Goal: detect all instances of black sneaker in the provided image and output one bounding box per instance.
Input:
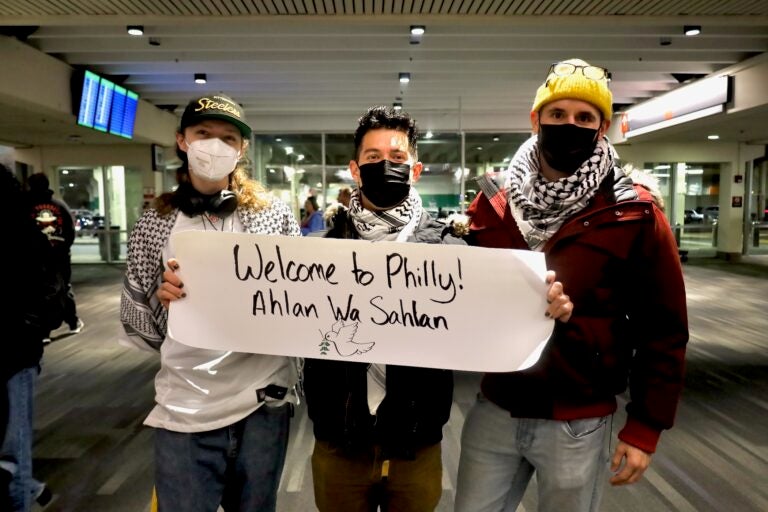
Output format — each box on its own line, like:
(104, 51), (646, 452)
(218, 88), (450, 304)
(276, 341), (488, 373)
(36, 485), (53, 506)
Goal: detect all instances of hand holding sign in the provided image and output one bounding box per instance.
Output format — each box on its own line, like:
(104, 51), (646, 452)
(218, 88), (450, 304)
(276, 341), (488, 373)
(166, 231), (556, 372)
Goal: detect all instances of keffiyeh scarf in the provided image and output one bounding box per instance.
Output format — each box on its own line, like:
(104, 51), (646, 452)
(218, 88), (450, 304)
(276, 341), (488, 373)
(348, 187), (423, 241)
(504, 135), (615, 251)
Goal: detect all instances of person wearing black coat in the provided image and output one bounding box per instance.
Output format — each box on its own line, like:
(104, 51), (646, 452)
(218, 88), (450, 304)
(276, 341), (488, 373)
(302, 106), (464, 512)
(27, 172), (83, 336)
(1, 165), (63, 511)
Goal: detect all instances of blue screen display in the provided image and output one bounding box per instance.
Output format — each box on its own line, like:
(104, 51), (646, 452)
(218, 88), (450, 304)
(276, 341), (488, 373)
(93, 78), (114, 132)
(121, 91), (139, 139)
(74, 70), (139, 138)
(76, 70), (100, 128)
(108, 85), (127, 137)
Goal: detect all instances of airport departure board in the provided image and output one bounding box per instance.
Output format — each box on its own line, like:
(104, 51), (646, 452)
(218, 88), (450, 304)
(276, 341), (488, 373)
(76, 70), (100, 128)
(74, 70), (139, 139)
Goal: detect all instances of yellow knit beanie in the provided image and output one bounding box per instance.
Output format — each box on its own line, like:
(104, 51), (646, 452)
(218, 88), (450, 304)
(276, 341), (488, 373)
(532, 58), (613, 120)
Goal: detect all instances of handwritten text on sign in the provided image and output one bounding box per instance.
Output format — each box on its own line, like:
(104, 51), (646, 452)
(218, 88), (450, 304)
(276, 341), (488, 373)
(167, 231), (553, 372)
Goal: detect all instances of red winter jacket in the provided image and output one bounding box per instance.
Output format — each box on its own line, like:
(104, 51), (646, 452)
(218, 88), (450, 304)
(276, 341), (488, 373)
(468, 168), (688, 453)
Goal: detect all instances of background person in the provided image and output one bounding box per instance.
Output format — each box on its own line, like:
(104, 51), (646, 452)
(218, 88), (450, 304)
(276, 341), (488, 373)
(27, 172), (83, 337)
(1, 165), (63, 512)
(300, 195), (325, 235)
(120, 94), (301, 512)
(454, 58), (689, 512)
(336, 186), (352, 207)
(322, 187), (352, 230)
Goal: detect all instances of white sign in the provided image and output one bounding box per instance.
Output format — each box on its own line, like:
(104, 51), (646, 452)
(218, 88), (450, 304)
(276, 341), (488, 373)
(167, 231), (554, 372)
(622, 74), (729, 137)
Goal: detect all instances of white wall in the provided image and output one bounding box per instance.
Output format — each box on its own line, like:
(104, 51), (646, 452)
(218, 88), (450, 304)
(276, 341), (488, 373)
(15, 144), (156, 189)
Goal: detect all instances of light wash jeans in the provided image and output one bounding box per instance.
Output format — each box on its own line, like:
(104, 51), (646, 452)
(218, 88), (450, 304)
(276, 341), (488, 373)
(455, 394), (610, 512)
(0, 366), (37, 512)
(154, 403), (291, 512)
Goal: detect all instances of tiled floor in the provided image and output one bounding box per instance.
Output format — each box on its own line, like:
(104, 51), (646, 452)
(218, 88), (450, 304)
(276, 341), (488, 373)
(28, 257), (768, 511)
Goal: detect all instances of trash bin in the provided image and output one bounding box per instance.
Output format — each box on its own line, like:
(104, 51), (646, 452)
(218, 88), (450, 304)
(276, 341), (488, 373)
(673, 223), (682, 247)
(754, 221), (760, 247)
(97, 226), (121, 261)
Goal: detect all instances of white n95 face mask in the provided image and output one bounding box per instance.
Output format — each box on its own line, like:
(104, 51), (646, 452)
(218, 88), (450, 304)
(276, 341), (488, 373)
(186, 138), (240, 181)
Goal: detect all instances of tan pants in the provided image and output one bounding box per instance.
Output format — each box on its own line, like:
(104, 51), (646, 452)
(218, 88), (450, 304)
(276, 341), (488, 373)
(311, 439), (442, 512)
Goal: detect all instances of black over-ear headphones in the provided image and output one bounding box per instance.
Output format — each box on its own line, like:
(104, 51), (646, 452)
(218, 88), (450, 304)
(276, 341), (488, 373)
(173, 181), (237, 217)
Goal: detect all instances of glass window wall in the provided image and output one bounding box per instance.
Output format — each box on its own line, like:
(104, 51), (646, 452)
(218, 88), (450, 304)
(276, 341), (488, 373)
(645, 162), (721, 256)
(748, 158), (768, 253)
(252, 131), (530, 222)
(64, 165), (132, 264)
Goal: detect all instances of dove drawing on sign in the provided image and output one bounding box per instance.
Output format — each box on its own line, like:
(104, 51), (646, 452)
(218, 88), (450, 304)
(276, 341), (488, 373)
(322, 320), (374, 357)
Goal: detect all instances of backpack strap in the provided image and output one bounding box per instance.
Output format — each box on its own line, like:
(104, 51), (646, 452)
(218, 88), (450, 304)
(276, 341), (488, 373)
(474, 173), (508, 220)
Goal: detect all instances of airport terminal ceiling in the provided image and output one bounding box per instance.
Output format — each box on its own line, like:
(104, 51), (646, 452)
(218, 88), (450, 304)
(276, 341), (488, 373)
(1, 1), (768, 147)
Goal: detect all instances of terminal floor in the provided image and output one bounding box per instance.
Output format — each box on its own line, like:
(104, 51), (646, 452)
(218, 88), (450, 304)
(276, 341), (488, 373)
(29, 258), (768, 512)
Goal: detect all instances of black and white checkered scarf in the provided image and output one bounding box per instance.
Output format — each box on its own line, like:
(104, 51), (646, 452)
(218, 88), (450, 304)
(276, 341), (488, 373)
(504, 134), (614, 251)
(348, 187), (423, 241)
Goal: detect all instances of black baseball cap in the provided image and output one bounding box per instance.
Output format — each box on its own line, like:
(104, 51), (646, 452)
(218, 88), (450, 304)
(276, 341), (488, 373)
(180, 94), (252, 138)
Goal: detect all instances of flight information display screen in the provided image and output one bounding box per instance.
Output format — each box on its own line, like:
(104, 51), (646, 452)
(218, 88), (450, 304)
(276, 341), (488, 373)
(121, 91), (139, 139)
(74, 70), (139, 139)
(76, 70), (100, 128)
(93, 78), (115, 132)
(108, 85), (127, 136)
(109, 87), (139, 139)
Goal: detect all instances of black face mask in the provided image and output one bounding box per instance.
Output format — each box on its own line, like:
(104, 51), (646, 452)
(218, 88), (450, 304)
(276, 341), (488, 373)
(173, 181), (237, 217)
(358, 160), (411, 209)
(538, 123), (599, 175)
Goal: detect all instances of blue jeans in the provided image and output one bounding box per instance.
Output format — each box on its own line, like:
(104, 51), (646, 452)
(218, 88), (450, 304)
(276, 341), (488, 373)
(154, 403), (291, 512)
(455, 394), (610, 512)
(0, 367), (37, 512)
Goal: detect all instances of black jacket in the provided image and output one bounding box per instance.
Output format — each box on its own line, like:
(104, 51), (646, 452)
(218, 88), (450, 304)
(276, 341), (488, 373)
(28, 188), (75, 265)
(2, 177), (64, 382)
(303, 206), (462, 459)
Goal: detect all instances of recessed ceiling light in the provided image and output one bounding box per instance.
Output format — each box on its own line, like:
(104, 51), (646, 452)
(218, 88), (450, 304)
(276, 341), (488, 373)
(410, 25), (425, 44)
(127, 25), (144, 36)
(399, 72), (411, 84)
(492, 136), (500, 142)
(707, 134), (720, 140)
(194, 73), (207, 84)
(684, 25), (701, 36)
(393, 102), (403, 111)
(424, 131), (434, 139)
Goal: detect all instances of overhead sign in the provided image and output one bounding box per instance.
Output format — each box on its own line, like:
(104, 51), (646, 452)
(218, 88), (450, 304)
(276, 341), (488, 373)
(622, 75), (729, 138)
(167, 231), (555, 373)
